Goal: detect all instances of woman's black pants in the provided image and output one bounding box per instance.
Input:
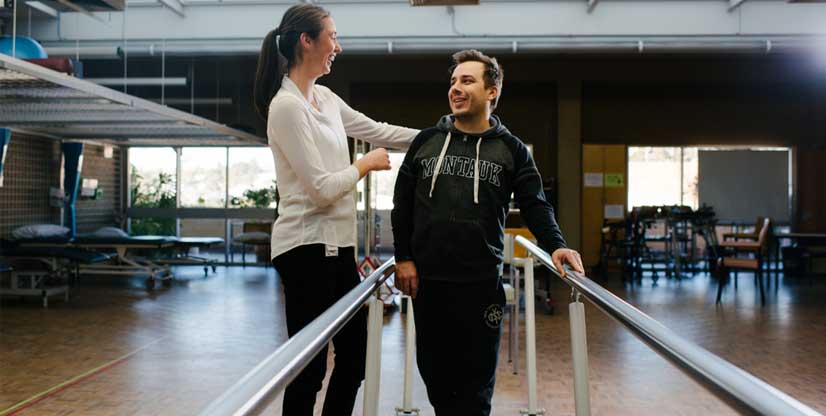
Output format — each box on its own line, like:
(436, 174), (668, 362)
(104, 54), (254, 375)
(272, 244), (367, 416)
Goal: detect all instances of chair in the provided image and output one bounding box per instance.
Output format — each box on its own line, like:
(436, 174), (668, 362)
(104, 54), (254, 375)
(232, 222), (272, 267)
(598, 218), (635, 279)
(716, 217), (771, 305)
(722, 216), (765, 242)
(629, 206), (676, 280)
(723, 216), (775, 270)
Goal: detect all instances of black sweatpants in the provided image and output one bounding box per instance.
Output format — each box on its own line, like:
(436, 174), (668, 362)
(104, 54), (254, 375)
(272, 244), (367, 416)
(412, 277), (505, 416)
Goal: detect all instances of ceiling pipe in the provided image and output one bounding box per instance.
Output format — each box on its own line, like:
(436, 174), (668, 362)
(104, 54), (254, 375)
(42, 36), (820, 58)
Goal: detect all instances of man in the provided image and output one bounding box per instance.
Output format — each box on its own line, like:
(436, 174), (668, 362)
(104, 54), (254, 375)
(391, 49), (584, 415)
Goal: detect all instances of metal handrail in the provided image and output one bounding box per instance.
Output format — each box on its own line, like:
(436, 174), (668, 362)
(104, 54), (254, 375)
(198, 257), (396, 416)
(514, 235), (822, 416)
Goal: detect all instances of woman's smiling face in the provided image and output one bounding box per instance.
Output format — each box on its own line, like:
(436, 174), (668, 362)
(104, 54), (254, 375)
(301, 16), (342, 77)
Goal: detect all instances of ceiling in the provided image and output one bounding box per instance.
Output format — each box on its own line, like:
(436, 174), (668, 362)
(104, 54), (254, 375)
(0, 54), (266, 147)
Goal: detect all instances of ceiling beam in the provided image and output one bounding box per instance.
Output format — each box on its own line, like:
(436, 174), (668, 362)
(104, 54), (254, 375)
(98, 0), (124, 10)
(157, 0), (185, 17)
(25, 1), (58, 18)
(728, 0), (747, 11)
(54, 0), (108, 23)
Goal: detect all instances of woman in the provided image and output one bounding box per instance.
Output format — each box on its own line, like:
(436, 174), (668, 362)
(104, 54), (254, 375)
(253, 4), (418, 415)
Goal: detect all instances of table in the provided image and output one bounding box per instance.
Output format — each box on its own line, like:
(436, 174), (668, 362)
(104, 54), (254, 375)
(774, 233), (826, 276)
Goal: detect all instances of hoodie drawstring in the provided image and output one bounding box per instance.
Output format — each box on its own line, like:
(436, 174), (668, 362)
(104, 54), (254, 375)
(429, 131), (452, 198)
(473, 137), (481, 204)
(429, 132), (481, 205)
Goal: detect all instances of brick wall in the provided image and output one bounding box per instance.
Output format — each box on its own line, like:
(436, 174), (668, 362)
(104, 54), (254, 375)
(0, 134), (60, 238)
(75, 145), (122, 233)
(0, 134), (123, 238)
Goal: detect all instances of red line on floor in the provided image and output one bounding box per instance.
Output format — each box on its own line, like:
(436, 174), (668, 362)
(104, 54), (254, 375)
(0, 337), (165, 416)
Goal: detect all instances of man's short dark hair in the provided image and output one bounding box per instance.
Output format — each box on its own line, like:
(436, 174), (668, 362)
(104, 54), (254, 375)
(450, 49), (504, 110)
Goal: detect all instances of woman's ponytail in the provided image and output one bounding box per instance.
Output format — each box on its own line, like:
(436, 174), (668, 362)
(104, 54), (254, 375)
(254, 28), (285, 120)
(254, 4), (329, 120)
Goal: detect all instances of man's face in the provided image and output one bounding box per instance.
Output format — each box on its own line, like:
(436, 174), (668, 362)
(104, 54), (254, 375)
(448, 61), (497, 119)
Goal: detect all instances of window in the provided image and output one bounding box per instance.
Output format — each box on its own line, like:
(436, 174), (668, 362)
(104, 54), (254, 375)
(127, 146), (278, 261)
(228, 148), (277, 208)
(180, 148), (227, 208)
(628, 146), (789, 219)
(357, 152), (405, 211)
(129, 147), (176, 208)
(375, 153), (405, 210)
(129, 147), (177, 235)
(628, 147), (682, 208)
(682, 148), (698, 208)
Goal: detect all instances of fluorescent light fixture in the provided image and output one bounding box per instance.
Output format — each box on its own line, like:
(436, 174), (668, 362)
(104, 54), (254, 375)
(409, 0), (478, 4)
(25, 1), (59, 18)
(86, 77), (187, 86)
(148, 98), (233, 105)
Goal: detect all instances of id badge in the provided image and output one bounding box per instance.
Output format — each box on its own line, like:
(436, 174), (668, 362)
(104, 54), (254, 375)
(325, 244), (339, 257)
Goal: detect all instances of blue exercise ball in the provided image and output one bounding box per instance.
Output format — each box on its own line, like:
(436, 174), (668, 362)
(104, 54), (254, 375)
(0, 36), (48, 59)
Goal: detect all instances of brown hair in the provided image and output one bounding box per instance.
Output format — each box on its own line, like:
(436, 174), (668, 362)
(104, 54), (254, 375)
(254, 4), (330, 120)
(449, 49), (504, 110)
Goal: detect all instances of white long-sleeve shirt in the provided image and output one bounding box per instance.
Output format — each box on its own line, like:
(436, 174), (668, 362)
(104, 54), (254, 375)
(268, 76), (419, 259)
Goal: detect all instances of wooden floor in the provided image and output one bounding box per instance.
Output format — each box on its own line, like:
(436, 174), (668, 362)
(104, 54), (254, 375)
(1, 266), (825, 415)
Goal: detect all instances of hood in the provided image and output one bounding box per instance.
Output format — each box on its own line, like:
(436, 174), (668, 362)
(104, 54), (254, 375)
(429, 114), (510, 205)
(436, 114), (510, 139)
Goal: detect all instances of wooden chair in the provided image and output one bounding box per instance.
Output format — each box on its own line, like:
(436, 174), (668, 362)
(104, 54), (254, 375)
(716, 217), (771, 305)
(722, 216), (776, 270)
(722, 216), (765, 242)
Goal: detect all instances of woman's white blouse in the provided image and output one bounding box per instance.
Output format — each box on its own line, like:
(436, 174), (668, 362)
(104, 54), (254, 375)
(267, 76), (418, 259)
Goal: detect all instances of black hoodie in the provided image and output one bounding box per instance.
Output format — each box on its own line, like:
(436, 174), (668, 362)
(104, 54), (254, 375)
(392, 115), (567, 282)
